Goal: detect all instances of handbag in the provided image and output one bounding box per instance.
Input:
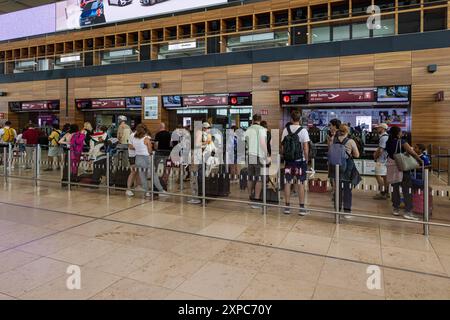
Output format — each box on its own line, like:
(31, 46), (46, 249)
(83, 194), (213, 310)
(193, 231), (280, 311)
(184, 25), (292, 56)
(393, 140), (419, 172)
(386, 158), (403, 184)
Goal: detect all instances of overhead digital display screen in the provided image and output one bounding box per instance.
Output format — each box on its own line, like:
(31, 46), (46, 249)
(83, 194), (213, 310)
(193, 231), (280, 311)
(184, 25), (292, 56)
(8, 100), (60, 112)
(76, 97), (141, 110)
(280, 90), (308, 106)
(229, 93), (252, 106)
(0, 4), (56, 42)
(377, 86), (410, 102)
(162, 96), (183, 109)
(1, 0), (228, 42)
(56, 0), (227, 31)
(308, 89), (376, 103)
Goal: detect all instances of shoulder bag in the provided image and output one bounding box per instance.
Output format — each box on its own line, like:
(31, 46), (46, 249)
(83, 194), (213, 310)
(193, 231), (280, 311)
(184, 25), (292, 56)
(393, 139), (419, 172)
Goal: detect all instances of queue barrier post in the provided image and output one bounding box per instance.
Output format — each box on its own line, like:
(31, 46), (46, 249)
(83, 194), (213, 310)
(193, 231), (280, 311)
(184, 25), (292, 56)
(277, 154), (281, 205)
(437, 146), (441, 177)
(2, 145), (7, 182)
(8, 143), (13, 177)
(151, 152), (155, 201)
(202, 155), (206, 207)
(423, 169), (430, 236)
(335, 164), (340, 225)
(106, 152), (110, 196)
(262, 163), (267, 215)
(67, 148), (71, 191)
(34, 145), (39, 187)
(447, 149), (450, 187)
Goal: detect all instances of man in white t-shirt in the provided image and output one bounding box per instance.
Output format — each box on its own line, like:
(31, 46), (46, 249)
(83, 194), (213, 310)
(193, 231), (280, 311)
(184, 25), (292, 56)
(281, 110), (310, 216)
(373, 123), (389, 200)
(244, 114), (268, 209)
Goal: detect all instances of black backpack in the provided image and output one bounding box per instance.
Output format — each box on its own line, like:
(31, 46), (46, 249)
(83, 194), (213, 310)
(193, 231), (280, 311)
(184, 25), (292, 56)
(282, 126), (303, 162)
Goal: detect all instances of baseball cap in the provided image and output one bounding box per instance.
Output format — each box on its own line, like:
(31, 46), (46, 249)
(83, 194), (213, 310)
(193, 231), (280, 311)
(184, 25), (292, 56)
(118, 115), (127, 123)
(202, 122), (211, 129)
(375, 123), (389, 130)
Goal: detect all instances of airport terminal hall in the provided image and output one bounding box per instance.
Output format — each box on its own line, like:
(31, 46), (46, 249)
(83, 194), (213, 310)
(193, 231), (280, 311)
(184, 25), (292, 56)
(2, 0), (450, 306)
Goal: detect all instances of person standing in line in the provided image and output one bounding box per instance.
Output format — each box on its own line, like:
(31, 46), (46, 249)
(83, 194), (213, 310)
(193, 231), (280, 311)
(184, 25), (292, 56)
(0, 121), (17, 167)
(187, 122), (211, 204)
(154, 122), (172, 151)
(44, 123), (62, 171)
(373, 123), (390, 200)
(22, 124), (40, 170)
(281, 110), (310, 216)
(331, 124), (360, 216)
(228, 125), (239, 183)
(386, 126), (423, 220)
(0, 121), (17, 144)
(117, 116), (132, 145)
(82, 122), (94, 152)
(126, 126), (140, 197)
(327, 118), (342, 201)
(244, 114), (269, 210)
(69, 125), (86, 181)
(130, 124), (153, 198)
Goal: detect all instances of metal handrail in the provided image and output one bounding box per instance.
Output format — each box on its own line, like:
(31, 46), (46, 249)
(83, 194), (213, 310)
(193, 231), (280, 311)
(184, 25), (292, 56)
(1, 144), (449, 236)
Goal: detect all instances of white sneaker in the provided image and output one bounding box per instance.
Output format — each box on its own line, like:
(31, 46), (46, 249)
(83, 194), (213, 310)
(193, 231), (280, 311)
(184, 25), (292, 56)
(403, 212), (419, 221)
(125, 190), (134, 197)
(283, 208), (291, 215)
(343, 213), (353, 219)
(187, 199), (202, 204)
(145, 192), (152, 198)
(299, 207), (310, 217)
(250, 204), (262, 210)
(392, 209), (400, 216)
(158, 192), (170, 198)
(135, 186), (145, 192)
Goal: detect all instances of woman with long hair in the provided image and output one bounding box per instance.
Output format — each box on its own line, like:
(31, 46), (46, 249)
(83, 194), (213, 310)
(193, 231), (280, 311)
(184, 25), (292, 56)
(386, 126), (423, 220)
(130, 124), (153, 198)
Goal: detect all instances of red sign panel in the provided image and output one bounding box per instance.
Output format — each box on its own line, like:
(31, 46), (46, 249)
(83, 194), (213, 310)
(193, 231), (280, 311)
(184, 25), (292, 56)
(308, 89), (375, 103)
(183, 95), (228, 107)
(91, 98), (126, 109)
(0, 113), (5, 119)
(21, 102), (48, 111)
(20, 101), (59, 111)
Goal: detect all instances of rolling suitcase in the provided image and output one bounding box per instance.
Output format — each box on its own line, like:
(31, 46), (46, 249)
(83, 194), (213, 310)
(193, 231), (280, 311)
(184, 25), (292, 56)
(412, 188), (433, 215)
(199, 165), (230, 197)
(251, 177), (280, 204)
(240, 167), (248, 190)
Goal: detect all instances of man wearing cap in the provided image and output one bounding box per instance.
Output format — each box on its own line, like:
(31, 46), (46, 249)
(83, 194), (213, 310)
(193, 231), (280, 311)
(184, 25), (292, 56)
(373, 123), (390, 200)
(117, 116), (132, 145)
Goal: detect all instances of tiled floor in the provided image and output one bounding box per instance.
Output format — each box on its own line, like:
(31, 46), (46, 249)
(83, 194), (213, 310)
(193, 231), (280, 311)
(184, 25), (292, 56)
(0, 176), (450, 300)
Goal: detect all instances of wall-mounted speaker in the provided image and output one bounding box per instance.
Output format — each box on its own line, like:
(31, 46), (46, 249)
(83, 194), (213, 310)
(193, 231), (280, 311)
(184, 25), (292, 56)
(151, 82), (159, 89)
(0, 92), (6, 97)
(140, 83), (148, 89)
(428, 64), (437, 73)
(260, 75), (270, 83)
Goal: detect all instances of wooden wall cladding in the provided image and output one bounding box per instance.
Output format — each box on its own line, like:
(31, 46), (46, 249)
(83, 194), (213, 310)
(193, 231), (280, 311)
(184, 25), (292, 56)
(2, 47), (450, 149)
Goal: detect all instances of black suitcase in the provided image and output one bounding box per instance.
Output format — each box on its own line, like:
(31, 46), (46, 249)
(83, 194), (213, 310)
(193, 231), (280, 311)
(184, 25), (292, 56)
(240, 167), (248, 190)
(251, 178), (280, 204)
(110, 167), (130, 189)
(199, 165), (230, 197)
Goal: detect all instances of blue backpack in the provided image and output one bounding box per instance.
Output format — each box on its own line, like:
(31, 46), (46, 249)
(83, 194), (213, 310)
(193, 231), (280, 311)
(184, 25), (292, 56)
(328, 137), (350, 171)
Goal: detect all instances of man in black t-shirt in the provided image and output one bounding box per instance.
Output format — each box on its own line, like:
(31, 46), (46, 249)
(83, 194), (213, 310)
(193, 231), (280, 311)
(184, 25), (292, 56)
(154, 123), (172, 151)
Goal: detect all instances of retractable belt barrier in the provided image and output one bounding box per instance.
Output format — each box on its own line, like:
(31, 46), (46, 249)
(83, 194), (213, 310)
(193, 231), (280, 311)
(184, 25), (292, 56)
(1, 143), (449, 236)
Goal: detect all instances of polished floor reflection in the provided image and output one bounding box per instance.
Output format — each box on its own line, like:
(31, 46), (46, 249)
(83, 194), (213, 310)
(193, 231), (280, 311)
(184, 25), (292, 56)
(1, 178), (450, 300)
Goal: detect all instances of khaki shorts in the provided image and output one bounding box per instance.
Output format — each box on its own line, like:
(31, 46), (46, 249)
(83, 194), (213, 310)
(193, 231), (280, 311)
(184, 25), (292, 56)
(375, 162), (387, 176)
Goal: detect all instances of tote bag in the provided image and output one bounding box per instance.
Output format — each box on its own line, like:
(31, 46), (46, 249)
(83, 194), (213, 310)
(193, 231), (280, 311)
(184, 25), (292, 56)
(393, 140), (419, 172)
(386, 157), (403, 184)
